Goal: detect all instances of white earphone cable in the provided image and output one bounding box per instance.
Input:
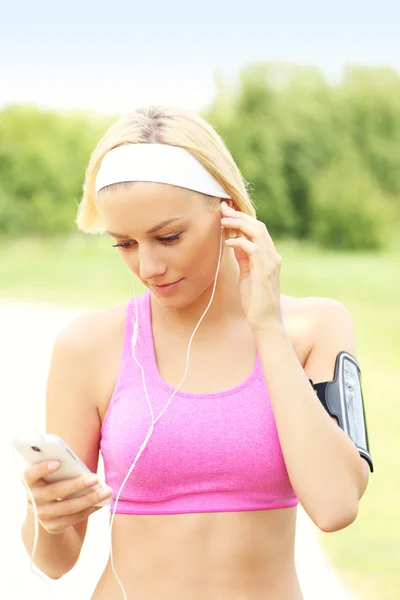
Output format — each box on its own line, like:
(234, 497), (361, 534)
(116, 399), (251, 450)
(15, 224), (225, 600)
(108, 228), (224, 599)
(13, 448), (57, 598)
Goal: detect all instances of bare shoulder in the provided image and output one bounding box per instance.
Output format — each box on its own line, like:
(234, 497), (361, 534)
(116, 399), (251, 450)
(54, 302), (128, 396)
(52, 302), (128, 372)
(280, 293), (325, 333)
(280, 295), (352, 367)
(56, 302), (127, 346)
(281, 294), (350, 324)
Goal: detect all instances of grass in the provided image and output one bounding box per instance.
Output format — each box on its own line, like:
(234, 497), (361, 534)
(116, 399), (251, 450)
(0, 234), (138, 308)
(1, 233), (398, 600)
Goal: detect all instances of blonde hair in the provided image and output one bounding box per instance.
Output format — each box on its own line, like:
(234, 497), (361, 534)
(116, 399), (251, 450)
(76, 105), (256, 233)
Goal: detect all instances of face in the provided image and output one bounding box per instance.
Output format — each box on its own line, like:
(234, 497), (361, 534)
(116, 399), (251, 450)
(97, 182), (224, 308)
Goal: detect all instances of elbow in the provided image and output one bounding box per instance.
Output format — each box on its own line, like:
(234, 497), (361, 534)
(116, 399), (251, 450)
(48, 554), (80, 580)
(33, 561), (74, 581)
(43, 560), (77, 581)
(47, 572), (63, 581)
(315, 503), (359, 534)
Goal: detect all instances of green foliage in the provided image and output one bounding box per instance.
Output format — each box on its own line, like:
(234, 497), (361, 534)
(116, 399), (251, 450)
(0, 105), (113, 234)
(310, 154), (397, 250)
(206, 62), (400, 249)
(340, 66), (400, 197)
(1, 63), (400, 250)
(213, 65), (295, 236)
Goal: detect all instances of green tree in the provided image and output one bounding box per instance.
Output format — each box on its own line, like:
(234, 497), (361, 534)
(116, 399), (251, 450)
(310, 153), (396, 250)
(0, 105), (112, 234)
(206, 64), (295, 238)
(340, 66), (400, 199)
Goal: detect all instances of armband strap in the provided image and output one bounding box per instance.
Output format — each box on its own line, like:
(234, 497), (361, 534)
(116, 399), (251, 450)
(309, 351), (373, 472)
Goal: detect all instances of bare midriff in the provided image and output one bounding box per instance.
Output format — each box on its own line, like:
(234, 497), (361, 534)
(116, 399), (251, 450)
(90, 506), (303, 600)
(90, 294), (310, 599)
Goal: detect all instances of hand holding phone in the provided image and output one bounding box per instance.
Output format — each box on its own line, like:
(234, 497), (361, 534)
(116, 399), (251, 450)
(13, 432), (113, 535)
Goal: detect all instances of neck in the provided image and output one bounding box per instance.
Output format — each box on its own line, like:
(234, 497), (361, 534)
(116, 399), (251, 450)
(150, 249), (244, 331)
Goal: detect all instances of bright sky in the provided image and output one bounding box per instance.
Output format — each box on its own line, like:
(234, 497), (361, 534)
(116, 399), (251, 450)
(2, 0), (400, 115)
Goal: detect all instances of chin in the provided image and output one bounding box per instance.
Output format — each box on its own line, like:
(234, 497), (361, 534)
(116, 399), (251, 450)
(151, 279), (213, 310)
(151, 294), (184, 308)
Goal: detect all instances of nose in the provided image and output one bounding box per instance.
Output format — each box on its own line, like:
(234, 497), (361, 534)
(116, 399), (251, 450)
(138, 245), (167, 282)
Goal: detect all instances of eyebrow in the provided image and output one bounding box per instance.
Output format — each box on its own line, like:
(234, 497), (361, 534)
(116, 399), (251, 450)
(106, 217), (183, 239)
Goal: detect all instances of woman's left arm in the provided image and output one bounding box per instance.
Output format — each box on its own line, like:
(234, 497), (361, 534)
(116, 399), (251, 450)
(253, 300), (370, 533)
(220, 202), (370, 533)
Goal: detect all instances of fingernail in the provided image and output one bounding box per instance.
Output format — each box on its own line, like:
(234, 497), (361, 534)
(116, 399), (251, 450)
(84, 475), (98, 486)
(48, 461), (60, 471)
(98, 487), (112, 500)
(220, 201), (229, 210)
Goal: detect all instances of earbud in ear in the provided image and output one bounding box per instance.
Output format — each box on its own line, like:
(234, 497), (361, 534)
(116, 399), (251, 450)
(220, 200), (227, 229)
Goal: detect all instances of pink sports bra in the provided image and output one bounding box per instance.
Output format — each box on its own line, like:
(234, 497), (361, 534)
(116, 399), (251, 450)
(100, 290), (298, 515)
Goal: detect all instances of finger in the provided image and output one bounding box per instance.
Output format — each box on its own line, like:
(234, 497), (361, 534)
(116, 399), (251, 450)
(221, 206), (265, 227)
(226, 236), (282, 269)
(23, 460), (61, 487)
(221, 204), (265, 223)
(41, 505), (102, 535)
(221, 217), (262, 242)
(221, 210), (275, 249)
(221, 205), (257, 220)
(38, 486), (112, 520)
(225, 236), (259, 256)
(34, 473), (100, 505)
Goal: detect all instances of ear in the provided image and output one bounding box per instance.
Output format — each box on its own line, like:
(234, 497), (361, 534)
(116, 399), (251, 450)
(220, 199), (235, 210)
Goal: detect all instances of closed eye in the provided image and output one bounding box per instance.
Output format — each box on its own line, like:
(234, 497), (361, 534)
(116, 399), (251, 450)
(112, 233), (182, 250)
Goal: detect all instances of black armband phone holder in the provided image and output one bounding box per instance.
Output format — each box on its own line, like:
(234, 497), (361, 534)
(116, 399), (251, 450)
(309, 351), (373, 473)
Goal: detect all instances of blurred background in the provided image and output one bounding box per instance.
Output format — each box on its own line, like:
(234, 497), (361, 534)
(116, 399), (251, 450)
(1, 1), (399, 599)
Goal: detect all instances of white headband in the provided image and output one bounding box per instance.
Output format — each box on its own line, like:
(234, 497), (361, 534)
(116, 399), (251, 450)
(95, 143), (231, 198)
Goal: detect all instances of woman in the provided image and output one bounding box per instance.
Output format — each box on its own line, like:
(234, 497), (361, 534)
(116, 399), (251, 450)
(21, 105), (371, 600)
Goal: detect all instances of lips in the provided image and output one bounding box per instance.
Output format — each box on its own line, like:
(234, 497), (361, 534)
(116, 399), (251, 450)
(154, 279), (183, 288)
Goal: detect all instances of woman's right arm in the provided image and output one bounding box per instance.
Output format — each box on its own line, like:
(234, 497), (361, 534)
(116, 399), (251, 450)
(20, 314), (109, 579)
(21, 502), (84, 580)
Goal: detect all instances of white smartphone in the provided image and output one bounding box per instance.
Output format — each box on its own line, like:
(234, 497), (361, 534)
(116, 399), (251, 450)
(12, 431), (112, 507)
